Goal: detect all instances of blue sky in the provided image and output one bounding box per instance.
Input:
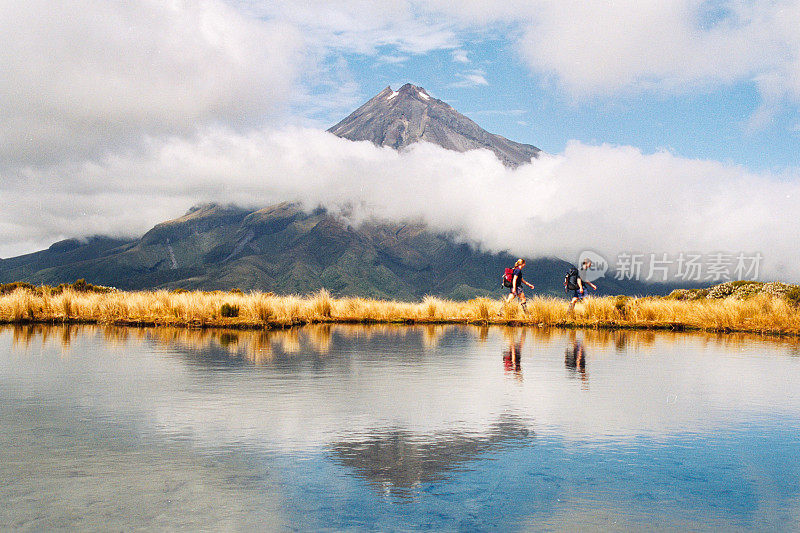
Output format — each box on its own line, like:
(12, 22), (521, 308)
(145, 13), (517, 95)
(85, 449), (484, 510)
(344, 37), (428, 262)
(310, 30), (798, 172)
(2, 0), (800, 279)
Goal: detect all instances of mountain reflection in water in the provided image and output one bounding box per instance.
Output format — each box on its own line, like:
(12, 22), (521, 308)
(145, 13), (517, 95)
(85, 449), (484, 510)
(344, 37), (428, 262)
(329, 416), (533, 497)
(3, 323), (800, 530)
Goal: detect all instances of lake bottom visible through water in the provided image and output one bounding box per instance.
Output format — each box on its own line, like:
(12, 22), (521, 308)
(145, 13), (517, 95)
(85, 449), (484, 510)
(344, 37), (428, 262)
(1, 324), (799, 530)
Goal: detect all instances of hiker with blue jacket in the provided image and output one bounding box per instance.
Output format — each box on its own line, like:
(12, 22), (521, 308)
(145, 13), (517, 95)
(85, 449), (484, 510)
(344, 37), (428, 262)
(504, 258), (535, 312)
(567, 258), (597, 312)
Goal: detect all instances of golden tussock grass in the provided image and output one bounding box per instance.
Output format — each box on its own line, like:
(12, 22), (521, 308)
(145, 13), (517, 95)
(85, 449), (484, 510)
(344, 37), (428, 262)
(0, 288), (799, 336)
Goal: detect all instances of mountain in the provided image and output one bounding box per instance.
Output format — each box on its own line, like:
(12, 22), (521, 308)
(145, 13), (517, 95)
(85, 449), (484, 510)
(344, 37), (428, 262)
(329, 84), (541, 168)
(0, 84), (675, 298)
(0, 202), (674, 298)
(0, 236), (135, 284)
(0, 203), (569, 299)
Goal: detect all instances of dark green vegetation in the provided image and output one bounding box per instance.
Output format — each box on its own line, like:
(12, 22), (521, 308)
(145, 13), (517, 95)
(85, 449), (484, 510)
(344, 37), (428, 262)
(220, 303), (240, 318)
(0, 279), (114, 296)
(0, 203), (672, 300)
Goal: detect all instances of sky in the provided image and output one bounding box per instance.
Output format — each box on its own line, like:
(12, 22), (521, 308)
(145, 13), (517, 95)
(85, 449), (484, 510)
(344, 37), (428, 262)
(1, 0), (799, 281)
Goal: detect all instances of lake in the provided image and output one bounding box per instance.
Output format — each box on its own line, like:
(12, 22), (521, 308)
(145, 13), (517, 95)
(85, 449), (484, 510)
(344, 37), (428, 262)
(1, 324), (799, 531)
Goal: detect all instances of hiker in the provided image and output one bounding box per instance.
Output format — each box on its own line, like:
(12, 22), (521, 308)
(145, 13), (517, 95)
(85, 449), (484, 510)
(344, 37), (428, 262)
(504, 258), (535, 312)
(567, 258), (597, 312)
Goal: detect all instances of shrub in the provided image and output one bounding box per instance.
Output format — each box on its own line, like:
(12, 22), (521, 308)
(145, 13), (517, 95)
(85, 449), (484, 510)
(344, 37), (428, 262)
(220, 303), (240, 317)
(785, 286), (800, 308)
(665, 289), (689, 301)
(732, 282), (763, 300)
(472, 298), (490, 321)
(762, 282), (792, 297)
(422, 296), (438, 319)
(614, 295), (629, 318)
(730, 280), (761, 288)
(52, 279), (114, 295)
(707, 282), (736, 299)
(665, 288), (711, 301)
(311, 289), (333, 318)
(0, 282), (37, 295)
(255, 299), (274, 322)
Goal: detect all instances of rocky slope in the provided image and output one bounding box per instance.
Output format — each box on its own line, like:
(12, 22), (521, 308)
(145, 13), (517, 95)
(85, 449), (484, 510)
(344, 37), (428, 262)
(329, 83), (540, 167)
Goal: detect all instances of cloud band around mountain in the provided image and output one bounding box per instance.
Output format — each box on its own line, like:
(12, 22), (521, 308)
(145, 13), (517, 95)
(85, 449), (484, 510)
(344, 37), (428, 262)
(2, 126), (797, 281)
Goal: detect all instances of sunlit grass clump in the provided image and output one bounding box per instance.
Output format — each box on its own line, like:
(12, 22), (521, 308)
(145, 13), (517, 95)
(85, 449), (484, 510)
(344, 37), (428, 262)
(1, 284), (799, 335)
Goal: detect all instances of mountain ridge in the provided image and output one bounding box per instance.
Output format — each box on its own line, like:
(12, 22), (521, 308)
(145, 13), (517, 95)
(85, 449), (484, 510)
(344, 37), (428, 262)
(0, 202), (679, 298)
(0, 202), (587, 299)
(328, 83), (541, 167)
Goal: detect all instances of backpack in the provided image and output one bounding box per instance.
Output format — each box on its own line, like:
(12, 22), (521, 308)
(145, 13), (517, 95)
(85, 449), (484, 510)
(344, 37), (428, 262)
(564, 267), (579, 291)
(502, 267), (514, 288)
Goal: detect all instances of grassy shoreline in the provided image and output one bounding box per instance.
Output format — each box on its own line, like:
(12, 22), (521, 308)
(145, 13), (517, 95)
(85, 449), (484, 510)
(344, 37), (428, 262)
(1, 287), (799, 337)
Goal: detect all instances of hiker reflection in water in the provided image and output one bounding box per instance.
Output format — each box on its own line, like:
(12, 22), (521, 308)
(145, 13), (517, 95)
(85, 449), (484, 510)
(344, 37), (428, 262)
(565, 339), (588, 387)
(503, 330), (524, 379)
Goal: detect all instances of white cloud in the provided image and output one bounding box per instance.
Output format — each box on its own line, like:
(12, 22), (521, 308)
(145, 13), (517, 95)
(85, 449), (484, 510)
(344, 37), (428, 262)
(243, 0), (800, 122)
(378, 55), (409, 64)
(514, 1), (767, 96)
(2, 127), (798, 281)
(449, 69), (489, 88)
(469, 0), (800, 107)
(234, 0), (458, 55)
(0, 0), (305, 168)
(25, 0), (790, 123)
(2, 0), (799, 286)
(452, 49), (470, 63)
(257, 0), (800, 108)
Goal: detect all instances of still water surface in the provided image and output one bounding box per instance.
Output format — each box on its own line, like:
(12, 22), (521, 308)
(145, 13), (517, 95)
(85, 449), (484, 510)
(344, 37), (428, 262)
(1, 324), (799, 530)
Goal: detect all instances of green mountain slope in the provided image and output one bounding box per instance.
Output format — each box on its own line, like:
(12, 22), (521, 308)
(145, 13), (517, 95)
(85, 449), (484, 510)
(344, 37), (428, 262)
(0, 203), (676, 299)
